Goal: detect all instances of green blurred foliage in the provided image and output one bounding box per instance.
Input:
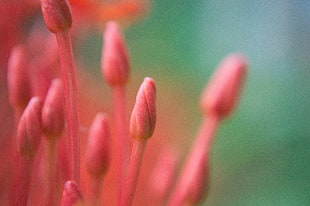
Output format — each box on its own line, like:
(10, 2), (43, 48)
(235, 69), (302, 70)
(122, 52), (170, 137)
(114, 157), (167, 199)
(81, 0), (309, 205)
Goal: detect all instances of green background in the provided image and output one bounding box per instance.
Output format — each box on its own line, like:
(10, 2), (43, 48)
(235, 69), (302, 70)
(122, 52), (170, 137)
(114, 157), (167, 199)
(81, 0), (310, 205)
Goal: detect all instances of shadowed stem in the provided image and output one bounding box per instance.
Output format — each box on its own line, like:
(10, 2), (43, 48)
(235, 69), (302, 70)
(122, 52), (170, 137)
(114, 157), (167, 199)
(14, 157), (33, 206)
(88, 176), (103, 206)
(167, 116), (219, 206)
(55, 30), (80, 184)
(120, 140), (146, 206)
(112, 85), (130, 198)
(44, 139), (57, 206)
(8, 110), (25, 206)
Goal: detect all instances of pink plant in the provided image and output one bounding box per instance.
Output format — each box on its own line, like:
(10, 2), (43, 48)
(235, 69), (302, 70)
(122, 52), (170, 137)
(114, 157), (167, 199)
(0, 0), (248, 205)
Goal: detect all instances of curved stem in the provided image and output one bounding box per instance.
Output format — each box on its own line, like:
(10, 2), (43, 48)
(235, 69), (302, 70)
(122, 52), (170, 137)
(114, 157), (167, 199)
(119, 140), (146, 206)
(56, 30), (80, 184)
(167, 116), (219, 206)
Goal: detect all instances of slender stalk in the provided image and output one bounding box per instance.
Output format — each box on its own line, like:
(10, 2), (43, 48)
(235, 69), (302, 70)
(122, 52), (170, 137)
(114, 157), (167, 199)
(14, 157), (33, 206)
(55, 30), (80, 183)
(119, 140), (146, 206)
(44, 139), (57, 206)
(112, 85), (130, 198)
(8, 109), (23, 206)
(88, 176), (103, 206)
(167, 116), (219, 206)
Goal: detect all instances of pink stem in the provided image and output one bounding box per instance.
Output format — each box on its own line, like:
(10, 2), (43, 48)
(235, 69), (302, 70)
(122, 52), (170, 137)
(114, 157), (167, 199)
(55, 31), (80, 184)
(88, 176), (102, 206)
(119, 140), (146, 206)
(44, 139), (57, 206)
(167, 116), (219, 206)
(112, 85), (130, 198)
(14, 157), (33, 206)
(8, 110), (24, 206)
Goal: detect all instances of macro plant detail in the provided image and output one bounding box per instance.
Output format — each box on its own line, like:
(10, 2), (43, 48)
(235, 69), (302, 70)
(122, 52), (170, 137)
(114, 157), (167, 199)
(0, 0), (248, 206)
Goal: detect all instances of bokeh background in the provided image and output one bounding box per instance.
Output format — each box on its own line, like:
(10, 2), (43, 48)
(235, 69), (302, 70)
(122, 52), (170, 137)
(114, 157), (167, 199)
(79, 0), (310, 205)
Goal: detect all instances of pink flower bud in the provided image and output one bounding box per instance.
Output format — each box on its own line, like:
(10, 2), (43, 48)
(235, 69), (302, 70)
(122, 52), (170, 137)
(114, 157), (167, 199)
(42, 78), (65, 138)
(41, 0), (72, 33)
(101, 21), (130, 86)
(7, 46), (32, 109)
(60, 181), (83, 206)
(16, 97), (43, 159)
(130, 77), (156, 140)
(200, 54), (248, 119)
(85, 113), (110, 177)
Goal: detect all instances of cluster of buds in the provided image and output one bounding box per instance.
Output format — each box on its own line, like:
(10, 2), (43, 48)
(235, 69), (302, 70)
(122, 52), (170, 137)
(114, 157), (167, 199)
(0, 0), (248, 205)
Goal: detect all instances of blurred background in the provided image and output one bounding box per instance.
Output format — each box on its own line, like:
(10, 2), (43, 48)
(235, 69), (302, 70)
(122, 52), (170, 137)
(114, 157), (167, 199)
(78, 0), (310, 205)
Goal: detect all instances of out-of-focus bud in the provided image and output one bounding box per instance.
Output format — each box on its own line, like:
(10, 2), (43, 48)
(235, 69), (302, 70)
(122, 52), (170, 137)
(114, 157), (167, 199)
(200, 54), (248, 119)
(60, 181), (83, 206)
(41, 0), (72, 33)
(42, 78), (65, 138)
(7, 46), (32, 109)
(85, 113), (110, 177)
(130, 77), (156, 141)
(101, 21), (130, 86)
(16, 97), (43, 159)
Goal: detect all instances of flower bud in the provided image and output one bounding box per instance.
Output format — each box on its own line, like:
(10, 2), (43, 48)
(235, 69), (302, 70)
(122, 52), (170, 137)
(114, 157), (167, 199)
(60, 181), (83, 206)
(101, 21), (130, 86)
(42, 78), (65, 138)
(85, 113), (110, 177)
(200, 54), (248, 119)
(130, 77), (156, 141)
(16, 97), (43, 159)
(41, 0), (72, 33)
(7, 46), (32, 109)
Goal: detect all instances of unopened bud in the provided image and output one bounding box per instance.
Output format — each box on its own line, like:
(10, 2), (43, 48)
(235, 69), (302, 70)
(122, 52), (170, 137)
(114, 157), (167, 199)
(42, 78), (65, 138)
(101, 21), (130, 86)
(17, 97), (43, 159)
(60, 181), (83, 206)
(200, 54), (248, 119)
(130, 77), (156, 140)
(7, 46), (32, 109)
(85, 113), (110, 177)
(41, 0), (72, 33)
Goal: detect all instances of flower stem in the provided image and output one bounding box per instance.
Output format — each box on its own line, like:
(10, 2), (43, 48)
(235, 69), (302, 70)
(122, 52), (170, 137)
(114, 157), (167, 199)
(167, 116), (219, 206)
(55, 30), (80, 184)
(88, 176), (103, 206)
(44, 139), (57, 206)
(112, 85), (130, 198)
(14, 157), (33, 206)
(119, 139), (146, 206)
